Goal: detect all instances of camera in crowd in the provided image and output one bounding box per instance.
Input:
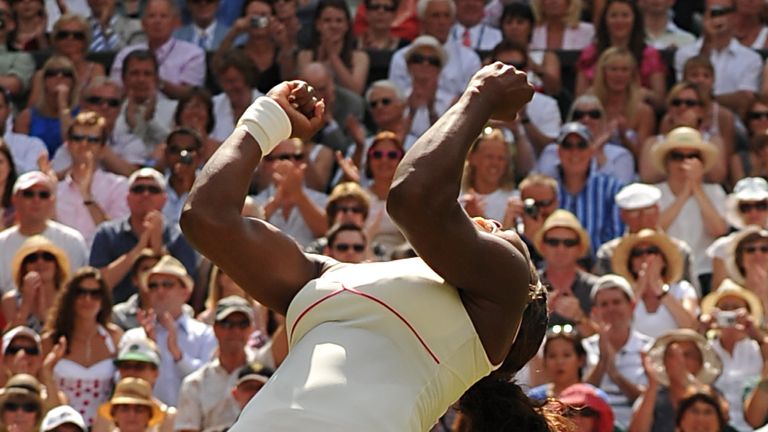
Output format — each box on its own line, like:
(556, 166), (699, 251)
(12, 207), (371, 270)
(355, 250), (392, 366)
(179, 150), (195, 165)
(250, 16), (269, 29)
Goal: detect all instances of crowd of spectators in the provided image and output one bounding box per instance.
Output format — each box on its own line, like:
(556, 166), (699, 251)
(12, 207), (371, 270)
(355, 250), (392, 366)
(0, 0), (768, 431)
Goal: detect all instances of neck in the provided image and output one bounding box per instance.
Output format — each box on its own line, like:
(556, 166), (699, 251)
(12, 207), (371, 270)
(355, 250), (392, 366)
(73, 316), (99, 334)
(545, 266), (577, 282)
(611, 35), (630, 48)
(219, 349), (247, 373)
(378, 118), (406, 136)
(148, 37), (168, 51)
(18, 220), (47, 236)
(170, 174), (195, 195)
(472, 178), (498, 195)
(643, 12), (668, 35)
(129, 213), (148, 234)
(666, 175), (687, 194)
(368, 26), (391, 40)
(371, 178), (392, 199)
(706, 33), (731, 50)
(563, 170), (588, 194)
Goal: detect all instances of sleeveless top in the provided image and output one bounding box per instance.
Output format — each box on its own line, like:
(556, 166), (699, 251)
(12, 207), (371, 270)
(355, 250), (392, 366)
(231, 258), (495, 432)
(29, 106), (80, 156)
(53, 325), (116, 427)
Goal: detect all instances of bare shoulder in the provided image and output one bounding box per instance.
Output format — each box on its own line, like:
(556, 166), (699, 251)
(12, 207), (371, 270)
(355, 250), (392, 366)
(106, 323), (124, 343)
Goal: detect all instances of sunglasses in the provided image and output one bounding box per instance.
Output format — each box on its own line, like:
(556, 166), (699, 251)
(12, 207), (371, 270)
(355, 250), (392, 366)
(74, 286), (102, 299)
(216, 319), (251, 329)
(743, 244), (768, 254)
(147, 280), (177, 290)
(572, 109), (602, 120)
(264, 152), (304, 162)
(23, 252), (56, 264)
(367, 3), (395, 11)
(369, 97), (392, 109)
(560, 140), (589, 150)
(739, 201), (768, 213)
(84, 95), (121, 107)
(670, 98), (701, 108)
(69, 133), (102, 144)
(370, 150), (402, 160)
(54, 30), (86, 41)
(20, 190), (52, 200)
(407, 53), (441, 67)
(117, 361), (156, 371)
(708, 6), (734, 17)
(505, 61), (526, 71)
(3, 402), (39, 413)
(564, 407), (599, 418)
(542, 237), (580, 248)
(129, 184), (163, 195)
(630, 245), (661, 258)
(336, 206), (364, 214)
(44, 68), (74, 79)
(5, 345), (39, 356)
(668, 151), (702, 162)
(333, 242), (365, 252)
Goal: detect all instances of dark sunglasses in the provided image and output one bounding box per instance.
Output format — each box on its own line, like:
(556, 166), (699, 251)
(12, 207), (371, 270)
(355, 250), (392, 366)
(367, 2), (395, 11)
(564, 407), (599, 418)
(668, 151), (702, 162)
(336, 206), (364, 214)
(505, 61), (526, 71)
(3, 402), (39, 413)
(216, 319), (251, 329)
(5, 345), (39, 356)
(117, 361), (156, 371)
(129, 184), (163, 195)
(147, 280), (177, 290)
(333, 242), (365, 252)
(743, 244), (768, 254)
(370, 150), (402, 160)
(74, 287), (102, 299)
(20, 190), (52, 200)
(407, 53), (441, 67)
(84, 95), (121, 107)
(708, 6), (734, 17)
(739, 201), (768, 213)
(542, 237), (580, 248)
(572, 109), (602, 120)
(560, 140), (589, 150)
(670, 98), (701, 108)
(748, 111), (768, 121)
(69, 133), (102, 144)
(54, 30), (86, 41)
(23, 252), (57, 264)
(44, 68), (74, 79)
(630, 245), (661, 258)
(369, 97), (393, 109)
(264, 152), (304, 162)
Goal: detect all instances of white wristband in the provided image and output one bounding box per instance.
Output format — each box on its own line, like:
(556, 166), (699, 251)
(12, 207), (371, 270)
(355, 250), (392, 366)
(236, 97), (292, 157)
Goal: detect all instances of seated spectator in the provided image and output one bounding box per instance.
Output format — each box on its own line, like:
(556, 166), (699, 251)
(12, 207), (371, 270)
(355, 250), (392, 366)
(2, 236), (69, 332)
(701, 279), (766, 431)
(534, 210), (598, 337)
(173, 0), (229, 51)
(611, 229), (699, 338)
(8, 0), (47, 51)
(0, 90), (47, 175)
(576, 0), (666, 109)
(402, 35), (453, 138)
(159, 128), (203, 226)
(110, 249), (163, 331)
(230, 362), (273, 412)
(653, 127), (728, 295)
(197, 266), (268, 340)
(304, 182), (370, 255)
(675, 387), (731, 432)
(214, 0), (297, 95)
(55, 112), (130, 245)
(732, 102), (768, 182)
(323, 223), (369, 263)
(724, 226), (768, 314)
(298, 0), (370, 94)
(355, 0), (406, 50)
(122, 256), (217, 406)
(709, 177), (768, 288)
(511, 173), (560, 269)
(0, 0), (36, 98)
(527, 325), (594, 401)
(0, 326), (66, 408)
(210, 51), (263, 142)
(536, 95), (635, 184)
(630, 329), (724, 432)
(583, 274), (651, 429)
(53, 78), (144, 177)
(97, 378), (164, 432)
(172, 88), (220, 164)
(559, 383), (615, 432)
(109, 0), (206, 100)
(641, 81), (728, 184)
(0, 171), (88, 294)
(0, 140), (17, 230)
(353, 0), (419, 41)
(27, 15), (106, 109)
(0, 374), (44, 432)
(86, 0), (143, 52)
(14, 56), (80, 157)
(40, 405), (86, 432)
(529, 0), (594, 50)
(449, 0), (501, 51)
(42, 267), (122, 428)
(639, 0), (695, 49)
(734, 0), (768, 48)
(89, 168), (198, 304)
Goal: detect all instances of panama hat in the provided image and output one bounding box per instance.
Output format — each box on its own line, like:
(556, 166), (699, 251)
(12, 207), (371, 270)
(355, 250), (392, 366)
(0, 374), (43, 410)
(725, 226), (768, 284)
(611, 229), (683, 285)
(701, 278), (763, 324)
(724, 177), (768, 229)
(141, 255), (193, 291)
(647, 329), (722, 386)
(649, 127), (719, 175)
(11, 236), (70, 288)
(533, 209), (590, 257)
(98, 378), (163, 426)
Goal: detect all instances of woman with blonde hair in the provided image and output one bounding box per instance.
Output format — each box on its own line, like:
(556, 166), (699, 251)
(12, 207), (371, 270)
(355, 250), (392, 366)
(529, 0), (594, 50)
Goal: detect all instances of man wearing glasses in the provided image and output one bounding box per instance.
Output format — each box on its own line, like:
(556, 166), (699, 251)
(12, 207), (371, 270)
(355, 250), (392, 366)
(89, 168), (198, 304)
(160, 128), (203, 226)
(0, 172), (87, 294)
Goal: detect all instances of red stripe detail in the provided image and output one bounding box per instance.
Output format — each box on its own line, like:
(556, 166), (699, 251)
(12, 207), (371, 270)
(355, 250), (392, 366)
(289, 286), (441, 364)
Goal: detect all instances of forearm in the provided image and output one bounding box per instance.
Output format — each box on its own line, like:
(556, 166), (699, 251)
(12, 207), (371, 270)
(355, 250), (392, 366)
(584, 358), (608, 387)
(101, 246), (143, 288)
(692, 187), (728, 237)
(745, 379), (768, 428)
(100, 150), (139, 177)
(84, 200), (109, 226)
(521, 119), (554, 154)
(512, 124), (536, 176)
(609, 368), (643, 402)
(294, 191), (327, 237)
(0, 75), (22, 96)
(658, 196), (687, 230)
(661, 295), (697, 329)
(715, 91), (754, 116)
(628, 387), (657, 432)
(160, 80), (193, 100)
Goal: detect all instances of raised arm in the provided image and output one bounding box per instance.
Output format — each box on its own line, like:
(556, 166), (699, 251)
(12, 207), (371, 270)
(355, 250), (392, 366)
(180, 82), (325, 315)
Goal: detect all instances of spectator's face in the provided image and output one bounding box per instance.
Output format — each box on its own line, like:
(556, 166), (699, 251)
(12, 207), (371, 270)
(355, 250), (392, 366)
(543, 337), (583, 382)
(684, 66), (714, 96)
(261, 139), (304, 180)
(73, 276), (105, 320)
(592, 288), (634, 326)
(244, 0), (273, 38)
(664, 146), (703, 179)
(273, 0), (296, 21)
(557, 133), (594, 177)
(368, 139), (403, 182)
(740, 237), (768, 275)
(127, 178), (167, 217)
(422, 0), (454, 43)
(327, 230), (367, 263)
(664, 341), (703, 375)
(677, 401), (721, 432)
(3, 336), (42, 376)
(605, 1), (634, 42)
(332, 198), (366, 226)
(746, 102), (768, 135)
(1, 397), (39, 432)
(540, 227), (582, 269)
(13, 184), (54, 227)
(142, 0), (176, 43)
(570, 103), (604, 136)
(316, 5), (348, 44)
(366, 0), (396, 31)
(165, 133), (201, 172)
(123, 59), (158, 101)
(87, 0), (116, 17)
(178, 96), (210, 135)
(82, 84), (122, 130)
(186, 0), (219, 26)
(117, 361), (159, 386)
(53, 20), (88, 57)
(455, 0), (484, 27)
(738, 199), (768, 227)
(21, 250), (58, 285)
(111, 405), (151, 432)
(628, 240), (667, 276)
(520, 183), (558, 221)
(619, 204), (659, 233)
(703, 0), (734, 38)
(217, 66), (250, 100)
(541, 0), (568, 20)
(42, 64), (75, 98)
(214, 312), (254, 353)
(603, 56), (633, 93)
(146, 274), (190, 317)
(501, 15), (532, 45)
(367, 86), (404, 128)
(406, 47), (441, 88)
(67, 124), (105, 164)
(468, 138), (508, 189)
(668, 88), (703, 128)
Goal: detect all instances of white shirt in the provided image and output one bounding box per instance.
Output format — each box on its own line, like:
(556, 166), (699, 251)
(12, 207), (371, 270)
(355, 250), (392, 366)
(114, 96), (178, 151)
(674, 38), (762, 95)
(633, 280), (699, 339)
(406, 88), (454, 138)
(712, 337), (763, 432)
(52, 130), (147, 172)
(449, 23), (502, 51)
(253, 185), (328, 247)
(3, 130), (48, 174)
(536, 143), (636, 183)
(530, 23), (595, 50)
(525, 92), (562, 141)
(459, 188), (518, 222)
(211, 89), (263, 142)
(646, 20), (696, 50)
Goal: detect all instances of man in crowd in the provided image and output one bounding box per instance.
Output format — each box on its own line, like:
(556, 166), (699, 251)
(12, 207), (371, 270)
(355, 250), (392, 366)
(86, 0), (143, 52)
(450, 0), (501, 50)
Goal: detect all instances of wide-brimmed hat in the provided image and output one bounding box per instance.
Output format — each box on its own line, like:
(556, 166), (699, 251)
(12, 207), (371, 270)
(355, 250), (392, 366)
(559, 384), (614, 432)
(98, 378), (163, 426)
(725, 226), (768, 284)
(725, 177), (768, 229)
(647, 329), (722, 386)
(0, 374), (43, 408)
(41, 405), (86, 432)
(11, 236), (70, 288)
(701, 278), (763, 324)
(533, 209), (590, 257)
(405, 35), (447, 68)
(650, 127), (719, 175)
(611, 229), (683, 285)
(141, 255), (193, 291)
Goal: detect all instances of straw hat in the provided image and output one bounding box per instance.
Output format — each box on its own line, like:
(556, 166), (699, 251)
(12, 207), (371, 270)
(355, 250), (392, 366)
(611, 229), (683, 285)
(724, 177), (768, 229)
(647, 329), (722, 386)
(11, 236), (70, 287)
(98, 378), (163, 426)
(533, 209), (590, 257)
(649, 127), (719, 175)
(701, 278), (763, 324)
(0, 374), (43, 408)
(141, 255), (193, 291)
(725, 226), (768, 284)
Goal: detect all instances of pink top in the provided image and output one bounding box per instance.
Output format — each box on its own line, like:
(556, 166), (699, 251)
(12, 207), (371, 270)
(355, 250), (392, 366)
(576, 43), (665, 88)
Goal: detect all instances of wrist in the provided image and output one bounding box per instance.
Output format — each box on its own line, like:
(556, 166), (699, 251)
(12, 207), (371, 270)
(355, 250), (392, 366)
(236, 97), (292, 157)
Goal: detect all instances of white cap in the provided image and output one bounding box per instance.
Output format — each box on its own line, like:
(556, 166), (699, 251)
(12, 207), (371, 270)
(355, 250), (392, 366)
(591, 274), (635, 302)
(2, 326), (41, 354)
(41, 405), (86, 432)
(615, 183), (662, 210)
(12, 171), (54, 195)
(127, 167), (167, 189)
